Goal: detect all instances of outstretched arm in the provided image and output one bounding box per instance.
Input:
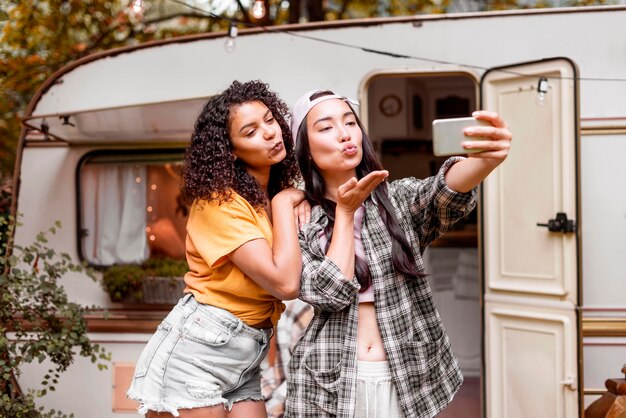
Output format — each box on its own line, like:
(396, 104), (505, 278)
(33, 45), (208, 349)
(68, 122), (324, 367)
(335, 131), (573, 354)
(444, 110), (512, 193)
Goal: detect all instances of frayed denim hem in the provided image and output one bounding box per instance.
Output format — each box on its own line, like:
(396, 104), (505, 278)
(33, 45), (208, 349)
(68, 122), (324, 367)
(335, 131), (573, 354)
(224, 395), (266, 411)
(127, 391), (229, 417)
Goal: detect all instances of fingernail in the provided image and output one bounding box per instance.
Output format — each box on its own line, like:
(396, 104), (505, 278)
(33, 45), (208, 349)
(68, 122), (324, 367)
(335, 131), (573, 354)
(472, 111), (480, 117)
(465, 128), (474, 134)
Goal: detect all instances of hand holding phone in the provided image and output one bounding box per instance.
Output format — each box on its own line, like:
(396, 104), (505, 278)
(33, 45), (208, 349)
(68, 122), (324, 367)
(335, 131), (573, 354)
(432, 117), (492, 157)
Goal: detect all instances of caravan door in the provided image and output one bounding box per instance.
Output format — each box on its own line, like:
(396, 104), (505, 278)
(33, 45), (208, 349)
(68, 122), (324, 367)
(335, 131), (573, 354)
(481, 58), (580, 418)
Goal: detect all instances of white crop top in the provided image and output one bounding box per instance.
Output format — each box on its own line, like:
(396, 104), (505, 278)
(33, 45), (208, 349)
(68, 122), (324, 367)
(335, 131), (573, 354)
(318, 206), (375, 303)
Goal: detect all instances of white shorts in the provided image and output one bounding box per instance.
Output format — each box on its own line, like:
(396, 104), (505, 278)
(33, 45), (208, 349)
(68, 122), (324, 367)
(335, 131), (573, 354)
(354, 361), (403, 418)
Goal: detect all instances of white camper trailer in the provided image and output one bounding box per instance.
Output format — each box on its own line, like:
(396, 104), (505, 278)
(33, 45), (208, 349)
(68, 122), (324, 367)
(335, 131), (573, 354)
(11, 5), (626, 417)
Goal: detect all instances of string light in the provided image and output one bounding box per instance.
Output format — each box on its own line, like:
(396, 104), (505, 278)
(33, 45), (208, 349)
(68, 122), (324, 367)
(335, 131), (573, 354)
(164, 0), (626, 84)
(224, 22), (238, 53)
(251, 0), (267, 19)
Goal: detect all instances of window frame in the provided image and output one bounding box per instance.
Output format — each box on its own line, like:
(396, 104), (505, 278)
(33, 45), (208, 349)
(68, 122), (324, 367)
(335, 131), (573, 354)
(76, 149), (186, 268)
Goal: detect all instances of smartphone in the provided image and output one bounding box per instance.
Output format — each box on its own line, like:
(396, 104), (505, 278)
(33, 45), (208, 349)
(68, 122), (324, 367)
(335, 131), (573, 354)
(432, 117), (491, 157)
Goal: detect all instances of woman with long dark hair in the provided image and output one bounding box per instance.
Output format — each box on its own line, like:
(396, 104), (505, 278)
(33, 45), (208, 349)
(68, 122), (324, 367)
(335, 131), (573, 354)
(286, 90), (512, 418)
(128, 80), (305, 418)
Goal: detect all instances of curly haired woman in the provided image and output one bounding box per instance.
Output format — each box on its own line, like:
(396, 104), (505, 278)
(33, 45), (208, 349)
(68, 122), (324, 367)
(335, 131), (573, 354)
(128, 80), (307, 418)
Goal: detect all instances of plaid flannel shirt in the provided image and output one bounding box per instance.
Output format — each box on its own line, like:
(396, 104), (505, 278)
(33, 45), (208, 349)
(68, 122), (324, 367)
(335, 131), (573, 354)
(285, 158), (477, 418)
(262, 299), (314, 418)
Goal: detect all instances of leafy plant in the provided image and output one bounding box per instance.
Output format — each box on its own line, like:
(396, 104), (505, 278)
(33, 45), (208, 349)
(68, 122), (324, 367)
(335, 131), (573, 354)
(0, 175), (11, 248)
(102, 257), (188, 303)
(0, 216), (111, 417)
(101, 264), (145, 303)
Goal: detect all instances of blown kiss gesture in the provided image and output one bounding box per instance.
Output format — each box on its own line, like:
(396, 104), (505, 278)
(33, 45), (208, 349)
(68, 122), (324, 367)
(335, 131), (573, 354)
(335, 170), (389, 216)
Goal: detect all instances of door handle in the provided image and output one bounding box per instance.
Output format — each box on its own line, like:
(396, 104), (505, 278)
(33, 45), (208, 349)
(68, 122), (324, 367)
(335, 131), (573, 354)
(560, 375), (577, 391)
(537, 212), (576, 233)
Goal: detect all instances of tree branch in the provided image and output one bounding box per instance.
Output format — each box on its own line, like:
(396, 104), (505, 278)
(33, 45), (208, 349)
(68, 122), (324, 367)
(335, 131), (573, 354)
(83, 12), (216, 56)
(234, 0), (253, 24)
(338, 0), (352, 19)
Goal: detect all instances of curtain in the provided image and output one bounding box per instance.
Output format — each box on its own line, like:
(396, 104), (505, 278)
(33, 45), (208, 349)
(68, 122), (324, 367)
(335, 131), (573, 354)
(82, 164), (149, 265)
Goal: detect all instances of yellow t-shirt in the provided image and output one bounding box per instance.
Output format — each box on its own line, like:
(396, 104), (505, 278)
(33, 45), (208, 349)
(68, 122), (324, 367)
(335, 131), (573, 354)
(183, 192), (285, 328)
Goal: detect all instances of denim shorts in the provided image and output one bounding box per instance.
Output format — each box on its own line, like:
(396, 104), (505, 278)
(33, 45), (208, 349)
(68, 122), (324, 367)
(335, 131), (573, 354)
(127, 294), (271, 416)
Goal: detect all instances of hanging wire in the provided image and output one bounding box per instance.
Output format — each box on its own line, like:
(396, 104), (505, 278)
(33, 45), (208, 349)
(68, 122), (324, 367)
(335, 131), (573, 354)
(166, 0), (626, 83)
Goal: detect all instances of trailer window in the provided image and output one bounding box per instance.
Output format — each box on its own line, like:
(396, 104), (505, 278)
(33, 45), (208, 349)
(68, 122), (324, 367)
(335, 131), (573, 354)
(78, 152), (187, 267)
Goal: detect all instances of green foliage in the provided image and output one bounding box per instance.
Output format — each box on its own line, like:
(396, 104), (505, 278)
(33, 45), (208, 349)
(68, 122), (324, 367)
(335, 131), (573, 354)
(142, 257), (189, 277)
(0, 175), (11, 246)
(102, 257), (188, 302)
(101, 265), (145, 302)
(0, 216), (111, 417)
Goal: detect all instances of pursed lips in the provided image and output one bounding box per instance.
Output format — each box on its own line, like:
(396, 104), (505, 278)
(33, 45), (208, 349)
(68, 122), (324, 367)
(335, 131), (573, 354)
(269, 142), (284, 153)
(342, 142), (357, 154)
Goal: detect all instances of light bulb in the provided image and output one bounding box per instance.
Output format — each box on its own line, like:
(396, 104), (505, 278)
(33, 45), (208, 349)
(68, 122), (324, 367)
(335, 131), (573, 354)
(224, 38), (236, 53)
(535, 91), (546, 107)
(251, 0), (266, 19)
(224, 23), (238, 53)
(535, 77), (548, 107)
(132, 0), (144, 14)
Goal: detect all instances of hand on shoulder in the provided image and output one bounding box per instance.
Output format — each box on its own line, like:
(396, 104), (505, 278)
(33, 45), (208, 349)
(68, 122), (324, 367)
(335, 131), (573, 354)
(273, 187), (305, 207)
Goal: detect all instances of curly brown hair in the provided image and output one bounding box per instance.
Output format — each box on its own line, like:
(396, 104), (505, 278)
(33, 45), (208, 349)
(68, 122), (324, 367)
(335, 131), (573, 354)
(183, 80), (300, 208)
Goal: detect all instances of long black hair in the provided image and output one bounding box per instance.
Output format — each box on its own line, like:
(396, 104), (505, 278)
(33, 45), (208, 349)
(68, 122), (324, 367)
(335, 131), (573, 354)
(295, 91), (423, 291)
(183, 80), (300, 208)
